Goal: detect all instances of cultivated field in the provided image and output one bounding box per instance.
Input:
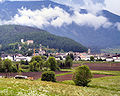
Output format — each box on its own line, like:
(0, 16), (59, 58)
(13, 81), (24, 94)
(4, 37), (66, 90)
(73, 62), (120, 71)
(0, 62), (120, 81)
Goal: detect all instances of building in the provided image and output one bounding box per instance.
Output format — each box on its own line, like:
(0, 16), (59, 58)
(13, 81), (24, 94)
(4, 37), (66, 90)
(21, 39), (24, 43)
(88, 49), (91, 54)
(26, 40), (34, 45)
(1, 54), (32, 62)
(113, 54), (120, 62)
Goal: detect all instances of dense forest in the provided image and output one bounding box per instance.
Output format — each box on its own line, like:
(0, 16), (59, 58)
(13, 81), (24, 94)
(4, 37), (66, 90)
(0, 25), (87, 53)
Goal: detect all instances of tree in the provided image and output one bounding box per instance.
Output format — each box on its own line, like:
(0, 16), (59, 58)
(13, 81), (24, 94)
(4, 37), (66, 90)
(0, 57), (3, 71)
(3, 59), (13, 72)
(72, 65), (92, 86)
(43, 61), (50, 71)
(29, 62), (34, 72)
(65, 55), (73, 68)
(41, 55), (47, 61)
(26, 50), (33, 56)
(48, 57), (58, 71)
(90, 56), (94, 61)
(31, 55), (43, 62)
(38, 61), (44, 70)
(30, 56), (44, 72)
(69, 53), (74, 60)
(29, 61), (38, 71)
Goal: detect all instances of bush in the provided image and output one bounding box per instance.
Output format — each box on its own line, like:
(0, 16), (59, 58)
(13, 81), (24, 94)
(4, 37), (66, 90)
(72, 65), (92, 86)
(41, 71), (56, 82)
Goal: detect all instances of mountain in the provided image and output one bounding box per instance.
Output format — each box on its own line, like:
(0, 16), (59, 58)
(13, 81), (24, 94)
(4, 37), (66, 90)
(0, 25), (87, 52)
(0, 0), (120, 52)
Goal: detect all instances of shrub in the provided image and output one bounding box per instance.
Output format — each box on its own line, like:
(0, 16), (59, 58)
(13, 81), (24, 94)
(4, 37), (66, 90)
(41, 71), (56, 82)
(72, 65), (92, 86)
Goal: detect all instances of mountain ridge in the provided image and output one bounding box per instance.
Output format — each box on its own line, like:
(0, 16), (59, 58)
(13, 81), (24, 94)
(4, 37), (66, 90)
(0, 25), (87, 52)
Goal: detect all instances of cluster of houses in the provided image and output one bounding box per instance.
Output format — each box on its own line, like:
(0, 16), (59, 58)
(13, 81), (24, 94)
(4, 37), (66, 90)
(1, 49), (120, 62)
(1, 54), (31, 62)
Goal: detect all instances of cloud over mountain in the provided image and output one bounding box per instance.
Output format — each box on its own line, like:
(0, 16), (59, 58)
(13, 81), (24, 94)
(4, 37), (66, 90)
(0, 7), (112, 30)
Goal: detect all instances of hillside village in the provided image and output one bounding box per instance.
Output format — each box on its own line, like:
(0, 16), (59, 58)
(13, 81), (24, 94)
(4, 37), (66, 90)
(1, 39), (120, 62)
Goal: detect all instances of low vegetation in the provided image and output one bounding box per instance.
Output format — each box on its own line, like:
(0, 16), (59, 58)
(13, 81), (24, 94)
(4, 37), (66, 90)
(0, 76), (119, 96)
(72, 65), (92, 86)
(41, 71), (56, 82)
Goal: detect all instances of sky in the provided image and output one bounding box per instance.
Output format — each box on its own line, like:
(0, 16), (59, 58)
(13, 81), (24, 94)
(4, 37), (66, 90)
(0, 0), (120, 16)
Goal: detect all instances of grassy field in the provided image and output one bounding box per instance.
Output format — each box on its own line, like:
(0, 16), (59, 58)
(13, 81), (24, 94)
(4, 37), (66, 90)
(0, 76), (120, 96)
(61, 69), (120, 76)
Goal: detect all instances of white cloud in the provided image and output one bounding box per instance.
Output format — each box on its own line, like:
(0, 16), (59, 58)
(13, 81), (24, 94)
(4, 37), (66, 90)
(82, 0), (104, 14)
(0, 7), (112, 30)
(72, 11), (112, 29)
(104, 0), (120, 16)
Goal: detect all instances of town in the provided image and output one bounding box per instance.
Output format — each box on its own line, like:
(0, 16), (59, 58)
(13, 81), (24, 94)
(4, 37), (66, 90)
(1, 39), (120, 62)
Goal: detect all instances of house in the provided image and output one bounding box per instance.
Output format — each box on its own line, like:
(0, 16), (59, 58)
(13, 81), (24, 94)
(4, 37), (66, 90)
(26, 40), (34, 45)
(113, 54), (120, 62)
(3, 55), (14, 61)
(1, 54), (14, 61)
(1, 54), (32, 62)
(106, 57), (113, 62)
(80, 53), (92, 61)
(15, 56), (31, 62)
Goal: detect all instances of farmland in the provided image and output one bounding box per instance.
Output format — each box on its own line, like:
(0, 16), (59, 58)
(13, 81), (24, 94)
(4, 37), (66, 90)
(0, 61), (120, 81)
(0, 61), (120, 96)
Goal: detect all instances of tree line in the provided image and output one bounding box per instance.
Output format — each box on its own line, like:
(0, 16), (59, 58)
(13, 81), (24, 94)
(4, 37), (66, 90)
(0, 55), (73, 73)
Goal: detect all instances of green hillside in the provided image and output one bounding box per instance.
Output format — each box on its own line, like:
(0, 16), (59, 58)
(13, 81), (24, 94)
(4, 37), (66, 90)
(0, 76), (120, 96)
(0, 25), (87, 52)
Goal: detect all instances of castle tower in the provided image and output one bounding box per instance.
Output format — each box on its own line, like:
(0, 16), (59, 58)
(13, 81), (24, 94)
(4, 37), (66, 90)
(39, 44), (42, 51)
(21, 39), (24, 43)
(88, 49), (91, 54)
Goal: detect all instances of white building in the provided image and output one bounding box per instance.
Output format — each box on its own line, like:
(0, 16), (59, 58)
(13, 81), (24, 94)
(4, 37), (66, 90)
(15, 56), (31, 62)
(21, 39), (24, 43)
(106, 57), (113, 62)
(2, 55), (14, 61)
